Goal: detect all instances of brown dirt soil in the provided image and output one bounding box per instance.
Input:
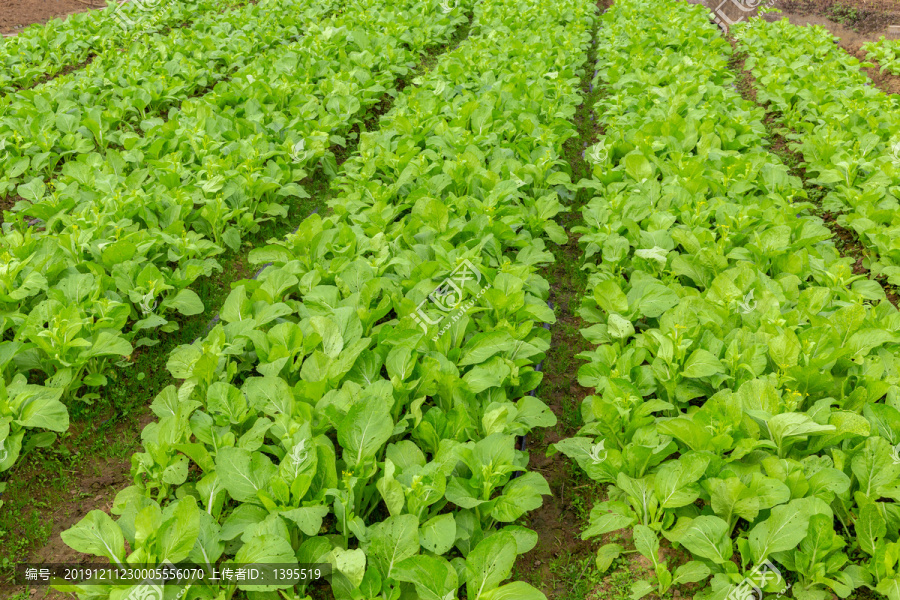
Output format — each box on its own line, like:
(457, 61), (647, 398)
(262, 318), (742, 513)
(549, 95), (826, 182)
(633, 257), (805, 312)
(0, 195), (15, 225)
(775, 0), (900, 34)
(511, 2), (603, 594)
(0, 0), (106, 35)
(516, 235), (597, 596)
(0, 406), (156, 599)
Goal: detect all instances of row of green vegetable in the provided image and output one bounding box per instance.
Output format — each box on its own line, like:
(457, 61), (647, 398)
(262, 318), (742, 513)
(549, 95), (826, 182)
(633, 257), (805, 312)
(0, 0), (469, 475)
(554, 1), (900, 599)
(57, 0), (599, 597)
(732, 17), (900, 287)
(1, 0), (337, 195)
(0, 0), (223, 94)
(862, 37), (900, 76)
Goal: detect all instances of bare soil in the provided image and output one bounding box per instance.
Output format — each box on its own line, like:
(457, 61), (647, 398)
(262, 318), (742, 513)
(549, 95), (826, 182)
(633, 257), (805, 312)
(0, 0), (106, 35)
(776, 0), (900, 35)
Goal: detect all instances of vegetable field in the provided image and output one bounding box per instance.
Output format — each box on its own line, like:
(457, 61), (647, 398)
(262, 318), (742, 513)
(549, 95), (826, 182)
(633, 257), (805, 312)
(1, 0), (900, 598)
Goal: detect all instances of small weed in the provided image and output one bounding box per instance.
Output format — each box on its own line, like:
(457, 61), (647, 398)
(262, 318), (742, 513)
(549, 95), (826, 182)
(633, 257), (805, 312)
(548, 551), (606, 600)
(826, 3), (860, 28)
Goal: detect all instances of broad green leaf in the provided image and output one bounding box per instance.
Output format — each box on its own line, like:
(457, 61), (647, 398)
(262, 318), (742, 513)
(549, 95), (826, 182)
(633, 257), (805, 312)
(673, 561), (710, 584)
(215, 447), (276, 503)
(333, 547), (366, 589)
(159, 497), (200, 563)
(857, 503), (887, 555)
(491, 472), (551, 522)
(876, 576), (900, 600)
(596, 543), (624, 572)
(678, 516), (732, 564)
(281, 505), (329, 537)
(163, 289), (204, 316)
(394, 555), (458, 600)
(311, 316), (344, 358)
(60, 510), (125, 566)
(459, 331), (516, 366)
(85, 332), (133, 358)
(233, 534), (297, 591)
(607, 314), (635, 339)
(624, 152), (654, 181)
(682, 349), (724, 378)
(629, 579), (654, 600)
(749, 500), (812, 563)
(593, 280), (629, 314)
(337, 395), (393, 469)
(466, 531), (518, 599)
(420, 513), (456, 555)
(480, 582), (546, 600)
(15, 387), (68, 431)
(369, 514), (420, 581)
(633, 525), (659, 565)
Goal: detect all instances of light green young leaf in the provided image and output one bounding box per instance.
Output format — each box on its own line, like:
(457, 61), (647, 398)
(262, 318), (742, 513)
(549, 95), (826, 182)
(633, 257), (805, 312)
(85, 332), (133, 358)
(281, 505), (329, 537)
(596, 543), (624, 572)
(459, 331), (516, 366)
(491, 472), (551, 522)
(215, 447), (276, 503)
(15, 387), (68, 432)
(624, 152), (654, 181)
